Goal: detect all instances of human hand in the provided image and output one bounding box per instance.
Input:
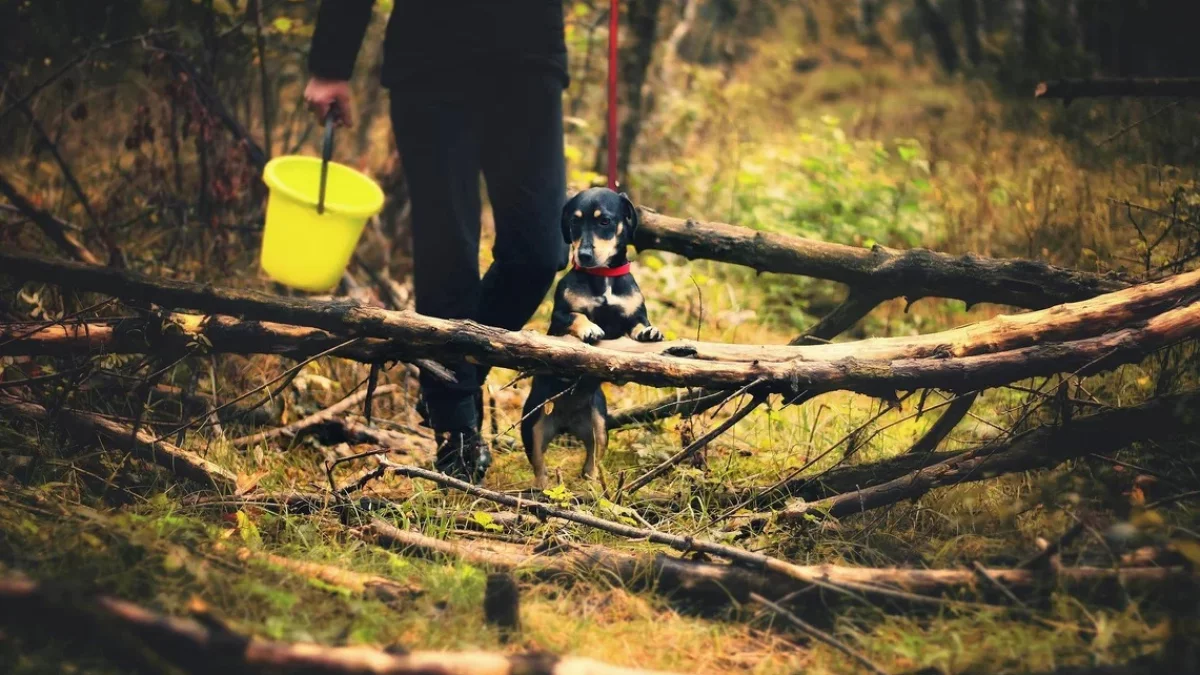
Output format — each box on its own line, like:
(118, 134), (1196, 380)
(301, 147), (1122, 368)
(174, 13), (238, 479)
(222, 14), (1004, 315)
(304, 77), (354, 127)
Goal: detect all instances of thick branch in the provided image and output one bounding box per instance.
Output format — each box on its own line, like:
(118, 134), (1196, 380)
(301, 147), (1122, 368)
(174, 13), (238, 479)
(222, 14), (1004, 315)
(610, 288), (884, 429)
(0, 395), (236, 491)
(635, 211), (1128, 309)
(0, 574), (679, 675)
(0, 314), (398, 363)
(775, 390), (1200, 524)
(1036, 78), (1200, 100)
(4, 253), (1198, 398)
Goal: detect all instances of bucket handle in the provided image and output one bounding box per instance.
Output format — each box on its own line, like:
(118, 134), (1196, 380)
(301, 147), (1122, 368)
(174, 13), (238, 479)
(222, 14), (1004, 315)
(317, 101), (337, 215)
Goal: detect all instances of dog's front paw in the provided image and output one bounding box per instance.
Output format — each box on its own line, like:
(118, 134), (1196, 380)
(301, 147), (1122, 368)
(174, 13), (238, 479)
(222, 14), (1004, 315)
(579, 322), (607, 344)
(633, 324), (664, 342)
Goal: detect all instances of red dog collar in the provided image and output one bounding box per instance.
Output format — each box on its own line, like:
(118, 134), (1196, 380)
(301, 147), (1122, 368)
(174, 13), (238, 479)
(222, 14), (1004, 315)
(574, 262), (631, 277)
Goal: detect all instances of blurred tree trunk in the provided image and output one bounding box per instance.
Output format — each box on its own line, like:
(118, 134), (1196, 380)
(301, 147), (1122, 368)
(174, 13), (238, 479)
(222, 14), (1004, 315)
(915, 0), (960, 74)
(594, 0), (664, 187)
(1009, 0), (1024, 51)
(959, 0), (983, 66)
(1021, 0), (1042, 69)
(857, 0), (880, 45)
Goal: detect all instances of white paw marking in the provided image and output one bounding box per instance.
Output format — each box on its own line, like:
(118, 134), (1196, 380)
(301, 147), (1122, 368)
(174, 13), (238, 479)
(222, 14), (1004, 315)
(636, 325), (664, 342)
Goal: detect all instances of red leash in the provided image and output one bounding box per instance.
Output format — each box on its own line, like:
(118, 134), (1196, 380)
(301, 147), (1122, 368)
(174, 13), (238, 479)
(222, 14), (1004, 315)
(607, 0), (619, 191)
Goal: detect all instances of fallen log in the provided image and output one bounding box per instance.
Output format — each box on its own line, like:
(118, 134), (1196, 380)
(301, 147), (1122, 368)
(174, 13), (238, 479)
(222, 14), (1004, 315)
(371, 522), (1186, 604)
(635, 211), (1128, 309)
(4, 253), (1199, 397)
(0, 395), (236, 492)
(768, 390), (1200, 525)
(1035, 77), (1200, 100)
(0, 313), (398, 363)
(0, 573), (680, 675)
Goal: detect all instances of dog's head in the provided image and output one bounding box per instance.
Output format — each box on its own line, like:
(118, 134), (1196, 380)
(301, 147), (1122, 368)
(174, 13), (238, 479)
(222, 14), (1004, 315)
(560, 188), (639, 270)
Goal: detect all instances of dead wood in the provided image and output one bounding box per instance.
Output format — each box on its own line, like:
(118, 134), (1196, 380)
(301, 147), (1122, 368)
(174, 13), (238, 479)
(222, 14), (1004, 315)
(360, 460), (1186, 603)
(4, 252), (1198, 398)
(85, 373), (281, 428)
(0, 573), (681, 675)
(768, 390), (1200, 525)
(0, 394), (236, 492)
(1035, 77), (1200, 100)
(240, 548), (422, 602)
(228, 384), (399, 448)
(371, 522), (1187, 605)
(905, 391), (978, 455)
(717, 449), (964, 513)
(0, 175), (102, 265)
(749, 592), (890, 675)
(622, 392), (766, 495)
(635, 210), (1128, 309)
(0, 313), (396, 362)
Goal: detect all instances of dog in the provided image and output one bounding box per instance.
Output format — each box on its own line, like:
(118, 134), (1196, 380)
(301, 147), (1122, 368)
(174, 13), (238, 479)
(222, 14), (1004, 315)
(520, 188), (663, 488)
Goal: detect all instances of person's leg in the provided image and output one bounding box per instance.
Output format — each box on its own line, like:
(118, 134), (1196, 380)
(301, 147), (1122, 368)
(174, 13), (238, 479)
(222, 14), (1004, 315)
(475, 72), (569, 388)
(389, 90), (490, 479)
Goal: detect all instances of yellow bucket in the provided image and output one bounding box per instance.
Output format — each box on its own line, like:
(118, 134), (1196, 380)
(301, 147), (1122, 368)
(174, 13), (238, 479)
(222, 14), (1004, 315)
(259, 140), (385, 292)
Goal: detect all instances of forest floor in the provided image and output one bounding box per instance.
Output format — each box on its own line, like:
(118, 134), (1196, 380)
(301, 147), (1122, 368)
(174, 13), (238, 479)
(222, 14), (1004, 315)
(3, 5), (1200, 675)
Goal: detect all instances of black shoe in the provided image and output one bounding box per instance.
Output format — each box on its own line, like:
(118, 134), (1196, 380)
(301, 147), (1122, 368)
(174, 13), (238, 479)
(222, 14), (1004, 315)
(434, 429), (493, 485)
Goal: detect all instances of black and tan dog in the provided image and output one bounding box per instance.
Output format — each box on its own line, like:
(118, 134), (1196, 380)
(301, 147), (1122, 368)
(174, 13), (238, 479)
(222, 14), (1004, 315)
(520, 188), (663, 487)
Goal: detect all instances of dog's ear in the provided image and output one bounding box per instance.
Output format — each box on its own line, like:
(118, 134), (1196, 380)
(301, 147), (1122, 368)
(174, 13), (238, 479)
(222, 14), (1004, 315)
(619, 192), (639, 241)
(561, 193), (581, 245)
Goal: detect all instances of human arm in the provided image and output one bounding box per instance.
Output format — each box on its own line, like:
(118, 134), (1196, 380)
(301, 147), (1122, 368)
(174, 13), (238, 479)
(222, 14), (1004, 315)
(305, 0), (375, 125)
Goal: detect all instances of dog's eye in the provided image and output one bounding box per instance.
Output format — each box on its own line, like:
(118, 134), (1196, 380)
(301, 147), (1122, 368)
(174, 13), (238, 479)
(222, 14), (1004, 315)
(599, 217), (611, 226)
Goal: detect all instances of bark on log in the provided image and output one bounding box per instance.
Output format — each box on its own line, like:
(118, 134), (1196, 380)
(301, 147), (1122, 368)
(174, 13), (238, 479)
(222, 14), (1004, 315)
(772, 390), (1200, 524)
(1035, 78), (1200, 100)
(4, 253), (1197, 398)
(0, 395), (236, 491)
(634, 211), (1127, 309)
(0, 574), (680, 675)
(0, 314), (399, 363)
(371, 522), (1185, 604)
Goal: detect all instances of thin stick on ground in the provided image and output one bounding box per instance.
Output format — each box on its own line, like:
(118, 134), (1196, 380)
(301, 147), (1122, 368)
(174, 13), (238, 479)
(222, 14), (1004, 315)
(147, 337), (361, 446)
(0, 395), (236, 492)
(750, 592), (890, 675)
(905, 390), (978, 455)
(623, 387), (767, 496)
(361, 459), (931, 602)
(229, 384), (399, 448)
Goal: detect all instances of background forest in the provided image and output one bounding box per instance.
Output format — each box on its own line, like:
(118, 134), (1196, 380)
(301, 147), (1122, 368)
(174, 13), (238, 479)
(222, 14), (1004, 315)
(2, 1), (1200, 674)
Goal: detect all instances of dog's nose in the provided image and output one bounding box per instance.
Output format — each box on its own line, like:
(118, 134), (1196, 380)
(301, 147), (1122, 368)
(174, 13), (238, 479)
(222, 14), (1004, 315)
(576, 250), (597, 267)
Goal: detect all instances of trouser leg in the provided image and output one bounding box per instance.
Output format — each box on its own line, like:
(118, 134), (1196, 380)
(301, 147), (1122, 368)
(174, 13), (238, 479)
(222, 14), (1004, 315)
(389, 91), (482, 432)
(475, 72), (570, 387)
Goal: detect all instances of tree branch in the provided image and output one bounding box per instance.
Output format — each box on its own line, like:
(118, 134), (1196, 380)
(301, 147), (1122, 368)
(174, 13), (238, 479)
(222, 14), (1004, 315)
(3, 252), (1196, 398)
(769, 390), (1200, 525)
(0, 573), (679, 675)
(0, 395), (236, 492)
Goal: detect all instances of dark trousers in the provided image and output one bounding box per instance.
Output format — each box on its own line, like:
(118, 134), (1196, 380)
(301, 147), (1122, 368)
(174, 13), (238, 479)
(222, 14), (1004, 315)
(389, 72), (568, 432)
